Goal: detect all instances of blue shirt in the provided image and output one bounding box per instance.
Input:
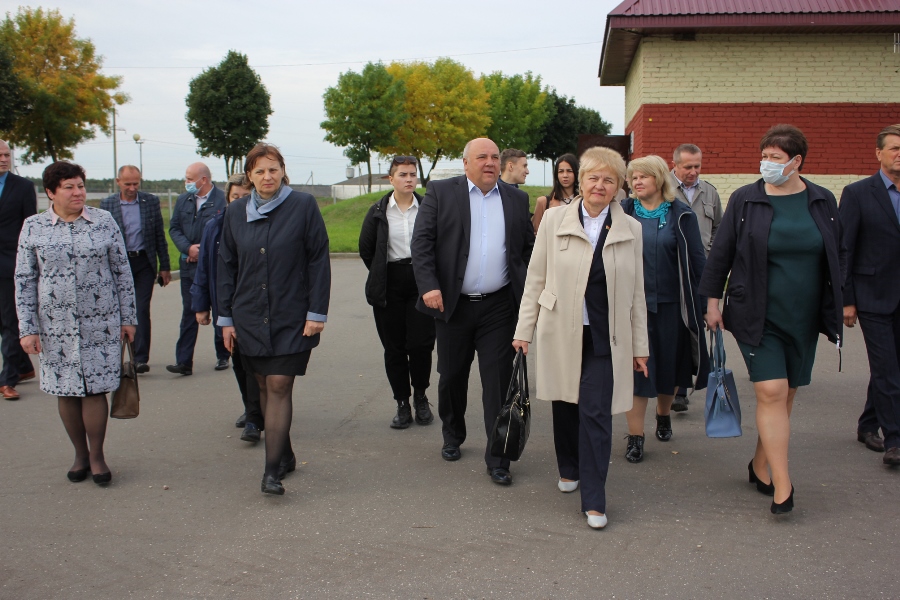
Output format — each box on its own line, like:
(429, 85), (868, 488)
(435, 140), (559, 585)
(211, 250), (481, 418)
(0, 172), (8, 199)
(119, 195), (144, 251)
(461, 178), (508, 295)
(879, 170), (900, 223)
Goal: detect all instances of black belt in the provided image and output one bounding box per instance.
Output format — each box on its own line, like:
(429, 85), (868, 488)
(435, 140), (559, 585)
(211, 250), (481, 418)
(390, 258), (412, 265)
(461, 288), (504, 302)
(127, 250), (146, 258)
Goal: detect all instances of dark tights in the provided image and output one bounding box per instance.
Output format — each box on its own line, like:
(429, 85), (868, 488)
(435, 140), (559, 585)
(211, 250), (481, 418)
(58, 394), (110, 475)
(256, 374), (295, 478)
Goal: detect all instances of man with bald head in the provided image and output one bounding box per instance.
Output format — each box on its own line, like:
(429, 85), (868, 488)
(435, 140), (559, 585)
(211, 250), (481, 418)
(167, 162), (227, 375)
(0, 140), (35, 399)
(101, 166), (172, 373)
(411, 137), (534, 485)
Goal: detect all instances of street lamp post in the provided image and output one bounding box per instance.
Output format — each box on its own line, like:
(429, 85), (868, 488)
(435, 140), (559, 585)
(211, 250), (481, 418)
(133, 134), (144, 180)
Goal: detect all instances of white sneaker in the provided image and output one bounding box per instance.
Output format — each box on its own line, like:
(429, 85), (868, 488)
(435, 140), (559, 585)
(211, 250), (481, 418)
(558, 479), (579, 493)
(585, 512), (608, 529)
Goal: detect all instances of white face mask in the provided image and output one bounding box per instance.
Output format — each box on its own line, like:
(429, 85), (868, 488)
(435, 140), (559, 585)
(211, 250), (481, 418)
(760, 156), (798, 186)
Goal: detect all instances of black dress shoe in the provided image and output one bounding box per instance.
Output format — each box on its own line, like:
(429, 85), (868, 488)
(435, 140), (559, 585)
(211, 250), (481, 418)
(487, 467), (512, 486)
(240, 422), (261, 443)
(92, 472), (112, 486)
(655, 414), (673, 441)
(215, 358), (229, 371)
(278, 453), (297, 480)
(858, 431), (885, 452)
(672, 394), (688, 412)
(166, 363), (192, 376)
(413, 395), (434, 425)
(67, 467), (90, 482)
(134, 362), (150, 374)
(261, 475), (284, 495)
(441, 444), (461, 461)
(771, 486), (794, 514)
(625, 434), (644, 463)
(390, 401), (413, 429)
(748, 460), (775, 496)
(884, 447), (900, 466)
(235, 412), (247, 428)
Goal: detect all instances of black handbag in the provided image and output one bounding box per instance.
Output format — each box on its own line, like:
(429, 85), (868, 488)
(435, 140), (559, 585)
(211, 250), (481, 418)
(490, 348), (531, 461)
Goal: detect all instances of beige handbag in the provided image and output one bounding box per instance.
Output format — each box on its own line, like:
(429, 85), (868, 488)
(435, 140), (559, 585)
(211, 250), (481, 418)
(110, 340), (140, 419)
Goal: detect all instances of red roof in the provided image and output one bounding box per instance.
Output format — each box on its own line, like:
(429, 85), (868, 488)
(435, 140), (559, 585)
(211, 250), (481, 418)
(599, 0), (900, 85)
(610, 0), (900, 16)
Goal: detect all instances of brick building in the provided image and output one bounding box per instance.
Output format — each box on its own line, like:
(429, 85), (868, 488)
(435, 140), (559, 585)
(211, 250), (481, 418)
(598, 0), (900, 201)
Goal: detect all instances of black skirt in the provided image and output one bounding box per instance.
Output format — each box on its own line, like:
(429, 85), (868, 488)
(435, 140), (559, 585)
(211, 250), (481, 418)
(241, 351), (312, 376)
(633, 302), (693, 398)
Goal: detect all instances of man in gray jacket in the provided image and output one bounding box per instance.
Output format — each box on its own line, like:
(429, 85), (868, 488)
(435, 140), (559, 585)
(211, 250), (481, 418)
(671, 144), (723, 411)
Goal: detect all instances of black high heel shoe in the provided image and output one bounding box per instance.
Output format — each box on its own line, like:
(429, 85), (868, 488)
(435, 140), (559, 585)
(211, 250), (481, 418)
(748, 461), (775, 496)
(771, 486), (794, 514)
(92, 472), (112, 486)
(67, 467), (90, 482)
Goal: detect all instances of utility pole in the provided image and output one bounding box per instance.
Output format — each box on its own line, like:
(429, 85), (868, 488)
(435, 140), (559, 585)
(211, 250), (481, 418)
(133, 134), (144, 181)
(112, 107), (118, 181)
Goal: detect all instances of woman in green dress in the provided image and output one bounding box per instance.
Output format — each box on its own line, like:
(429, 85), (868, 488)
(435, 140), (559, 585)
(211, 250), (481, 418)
(699, 125), (845, 515)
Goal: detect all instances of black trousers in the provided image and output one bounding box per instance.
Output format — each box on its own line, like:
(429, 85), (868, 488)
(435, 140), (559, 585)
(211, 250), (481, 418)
(231, 340), (263, 428)
(129, 253), (156, 364)
(0, 277), (33, 387)
(372, 262), (435, 402)
(857, 308), (900, 449)
(176, 275), (229, 367)
(435, 289), (515, 469)
(552, 328), (614, 513)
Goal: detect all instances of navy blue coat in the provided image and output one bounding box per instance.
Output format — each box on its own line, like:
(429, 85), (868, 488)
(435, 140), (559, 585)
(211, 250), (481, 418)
(217, 191), (331, 357)
(622, 198), (710, 390)
(169, 186), (226, 279)
(0, 172), (37, 279)
(190, 210), (225, 318)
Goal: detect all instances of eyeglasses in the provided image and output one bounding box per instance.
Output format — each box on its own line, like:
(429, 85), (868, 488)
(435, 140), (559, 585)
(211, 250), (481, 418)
(391, 156), (417, 166)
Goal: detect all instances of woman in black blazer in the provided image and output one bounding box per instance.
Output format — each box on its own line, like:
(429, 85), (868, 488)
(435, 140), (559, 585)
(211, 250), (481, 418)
(218, 143), (331, 496)
(359, 156), (435, 430)
(700, 125), (845, 514)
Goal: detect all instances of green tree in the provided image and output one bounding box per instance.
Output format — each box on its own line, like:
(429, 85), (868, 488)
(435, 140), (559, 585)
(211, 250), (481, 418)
(533, 91), (612, 163)
(384, 58), (491, 184)
(482, 71), (554, 154)
(0, 41), (24, 132)
(321, 62), (406, 192)
(185, 50), (272, 175)
(0, 8), (127, 164)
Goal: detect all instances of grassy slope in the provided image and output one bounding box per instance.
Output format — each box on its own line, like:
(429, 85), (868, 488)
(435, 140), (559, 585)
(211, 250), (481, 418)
(320, 185), (551, 253)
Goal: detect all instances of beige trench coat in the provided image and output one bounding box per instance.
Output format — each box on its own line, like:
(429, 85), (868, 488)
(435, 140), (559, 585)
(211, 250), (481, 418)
(514, 200), (650, 415)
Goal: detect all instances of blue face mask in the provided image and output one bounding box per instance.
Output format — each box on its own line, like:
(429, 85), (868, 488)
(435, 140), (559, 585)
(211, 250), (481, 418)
(185, 181), (199, 194)
(759, 157), (798, 186)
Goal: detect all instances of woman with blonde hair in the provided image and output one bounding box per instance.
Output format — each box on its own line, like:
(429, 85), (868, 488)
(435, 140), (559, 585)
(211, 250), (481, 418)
(514, 146), (649, 529)
(620, 155), (709, 463)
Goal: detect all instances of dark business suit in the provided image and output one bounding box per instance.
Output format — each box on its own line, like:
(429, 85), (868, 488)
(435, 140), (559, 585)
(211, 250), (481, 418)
(169, 186), (228, 367)
(0, 172), (36, 386)
(841, 172), (900, 450)
(411, 176), (534, 469)
(100, 191), (171, 364)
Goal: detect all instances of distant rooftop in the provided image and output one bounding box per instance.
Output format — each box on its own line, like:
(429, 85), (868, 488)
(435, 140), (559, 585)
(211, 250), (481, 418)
(600, 0), (900, 85)
(332, 173), (390, 186)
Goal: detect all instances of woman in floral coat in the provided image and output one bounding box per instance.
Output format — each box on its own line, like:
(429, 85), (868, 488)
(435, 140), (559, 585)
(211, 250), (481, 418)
(16, 161), (136, 486)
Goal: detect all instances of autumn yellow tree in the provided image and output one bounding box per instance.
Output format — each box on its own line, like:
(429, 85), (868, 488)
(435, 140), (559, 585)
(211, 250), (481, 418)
(0, 8), (127, 163)
(384, 58), (490, 184)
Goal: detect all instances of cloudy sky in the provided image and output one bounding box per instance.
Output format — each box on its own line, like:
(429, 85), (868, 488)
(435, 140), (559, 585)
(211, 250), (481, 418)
(10, 0), (626, 186)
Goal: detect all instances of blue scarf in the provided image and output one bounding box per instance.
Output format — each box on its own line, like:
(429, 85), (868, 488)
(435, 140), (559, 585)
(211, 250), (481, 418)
(247, 183), (291, 222)
(633, 199), (671, 229)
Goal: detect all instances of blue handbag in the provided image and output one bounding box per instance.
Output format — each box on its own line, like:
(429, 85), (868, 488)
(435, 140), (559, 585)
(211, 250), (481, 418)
(705, 329), (742, 438)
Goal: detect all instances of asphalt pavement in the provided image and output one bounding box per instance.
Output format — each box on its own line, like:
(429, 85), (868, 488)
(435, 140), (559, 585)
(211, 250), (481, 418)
(0, 258), (897, 599)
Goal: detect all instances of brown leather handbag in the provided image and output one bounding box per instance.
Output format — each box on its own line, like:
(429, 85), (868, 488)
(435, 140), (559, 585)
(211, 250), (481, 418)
(110, 340), (140, 419)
